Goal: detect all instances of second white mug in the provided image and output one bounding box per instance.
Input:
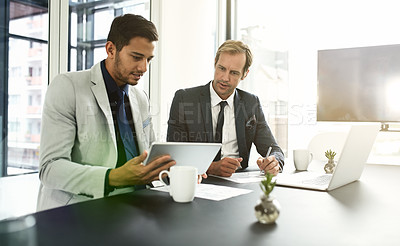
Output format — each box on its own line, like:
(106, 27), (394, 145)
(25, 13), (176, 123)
(293, 149), (313, 171)
(159, 166), (198, 203)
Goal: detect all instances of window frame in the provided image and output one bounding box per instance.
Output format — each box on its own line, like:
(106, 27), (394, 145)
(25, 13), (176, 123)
(1, 0), (48, 177)
(0, 0), (10, 177)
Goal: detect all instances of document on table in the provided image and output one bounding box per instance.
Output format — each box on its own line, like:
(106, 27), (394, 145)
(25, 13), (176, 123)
(151, 183), (252, 201)
(210, 171), (270, 184)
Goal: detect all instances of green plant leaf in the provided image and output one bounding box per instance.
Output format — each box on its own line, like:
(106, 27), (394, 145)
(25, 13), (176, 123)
(260, 172), (276, 196)
(325, 149), (337, 160)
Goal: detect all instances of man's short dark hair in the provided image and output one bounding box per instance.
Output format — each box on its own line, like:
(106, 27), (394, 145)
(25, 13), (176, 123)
(107, 14), (158, 51)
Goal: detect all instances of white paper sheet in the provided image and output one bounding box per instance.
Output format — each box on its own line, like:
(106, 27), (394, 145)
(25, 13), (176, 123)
(151, 183), (252, 201)
(210, 171), (269, 184)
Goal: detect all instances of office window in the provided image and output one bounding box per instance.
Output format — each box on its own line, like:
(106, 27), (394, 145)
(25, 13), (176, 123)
(68, 0), (150, 92)
(8, 122), (20, 132)
(234, 0), (289, 156)
(1, 0), (48, 176)
(8, 95), (20, 105)
(10, 66), (22, 77)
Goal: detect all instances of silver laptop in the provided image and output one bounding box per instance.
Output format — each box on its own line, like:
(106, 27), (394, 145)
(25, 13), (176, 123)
(144, 142), (221, 174)
(276, 124), (380, 191)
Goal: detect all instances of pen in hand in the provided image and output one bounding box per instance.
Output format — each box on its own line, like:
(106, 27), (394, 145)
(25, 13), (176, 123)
(260, 146), (272, 174)
(265, 146), (272, 159)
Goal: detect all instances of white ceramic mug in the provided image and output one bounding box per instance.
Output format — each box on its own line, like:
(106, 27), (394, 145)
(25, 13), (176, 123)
(158, 166), (198, 203)
(293, 149), (313, 171)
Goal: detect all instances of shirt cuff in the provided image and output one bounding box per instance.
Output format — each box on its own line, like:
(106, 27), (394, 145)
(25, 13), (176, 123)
(104, 169), (115, 196)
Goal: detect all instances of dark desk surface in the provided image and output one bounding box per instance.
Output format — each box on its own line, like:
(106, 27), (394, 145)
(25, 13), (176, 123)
(15, 164), (400, 245)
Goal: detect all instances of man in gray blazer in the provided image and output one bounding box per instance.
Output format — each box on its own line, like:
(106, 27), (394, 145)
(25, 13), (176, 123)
(37, 14), (175, 211)
(167, 40), (284, 177)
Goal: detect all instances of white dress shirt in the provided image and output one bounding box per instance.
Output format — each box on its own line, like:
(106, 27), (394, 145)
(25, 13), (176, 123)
(210, 82), (239, 159)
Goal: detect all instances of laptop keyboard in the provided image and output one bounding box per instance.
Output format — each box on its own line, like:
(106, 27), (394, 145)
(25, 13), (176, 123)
(302, 175), (332, 186)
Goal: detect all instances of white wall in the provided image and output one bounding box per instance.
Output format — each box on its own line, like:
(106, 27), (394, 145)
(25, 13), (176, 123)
(151, 0), (218, 141)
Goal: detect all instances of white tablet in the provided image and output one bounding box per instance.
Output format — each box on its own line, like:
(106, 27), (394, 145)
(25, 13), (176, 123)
(144, 142), (221, 174)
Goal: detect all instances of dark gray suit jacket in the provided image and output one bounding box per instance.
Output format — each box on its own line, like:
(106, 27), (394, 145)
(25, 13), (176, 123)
(167, 82), (284, 169)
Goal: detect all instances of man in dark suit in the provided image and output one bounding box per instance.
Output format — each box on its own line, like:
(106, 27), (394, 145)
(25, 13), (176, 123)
(167, 40), (284, 177)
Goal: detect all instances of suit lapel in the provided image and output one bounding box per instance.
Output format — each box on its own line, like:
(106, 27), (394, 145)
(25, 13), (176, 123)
(199, 82), (213, 142)
(128, 88), (146, 153)
(90, 64), (117, 148)
(234, 90), (247, 156)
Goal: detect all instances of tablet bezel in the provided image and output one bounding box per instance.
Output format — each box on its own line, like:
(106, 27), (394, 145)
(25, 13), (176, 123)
(144, 142), (221, 174)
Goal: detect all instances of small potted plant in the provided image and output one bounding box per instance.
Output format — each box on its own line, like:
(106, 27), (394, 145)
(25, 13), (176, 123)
(324, 149), (337, 174)
(254, 173), (280, 224)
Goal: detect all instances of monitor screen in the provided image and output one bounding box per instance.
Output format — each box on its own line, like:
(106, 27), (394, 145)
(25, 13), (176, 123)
(317, 44), (400, 122)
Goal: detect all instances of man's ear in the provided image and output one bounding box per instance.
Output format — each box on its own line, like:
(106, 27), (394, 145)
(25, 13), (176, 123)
(105, 41), (116, 58)
(241, 69), (249, 80)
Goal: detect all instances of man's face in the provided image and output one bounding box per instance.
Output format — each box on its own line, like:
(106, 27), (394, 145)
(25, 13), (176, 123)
(106, 36), (155, 87)
(212, 52), (248, 100)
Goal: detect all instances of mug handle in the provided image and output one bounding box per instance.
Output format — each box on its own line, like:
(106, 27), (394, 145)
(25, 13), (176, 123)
(309, 153), (313, 163)
(159, 170), (169, 186)
(158, 170), (172, 196)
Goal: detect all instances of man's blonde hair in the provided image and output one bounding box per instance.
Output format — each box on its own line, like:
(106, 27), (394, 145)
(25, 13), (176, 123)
(214, 40), (253, 78)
